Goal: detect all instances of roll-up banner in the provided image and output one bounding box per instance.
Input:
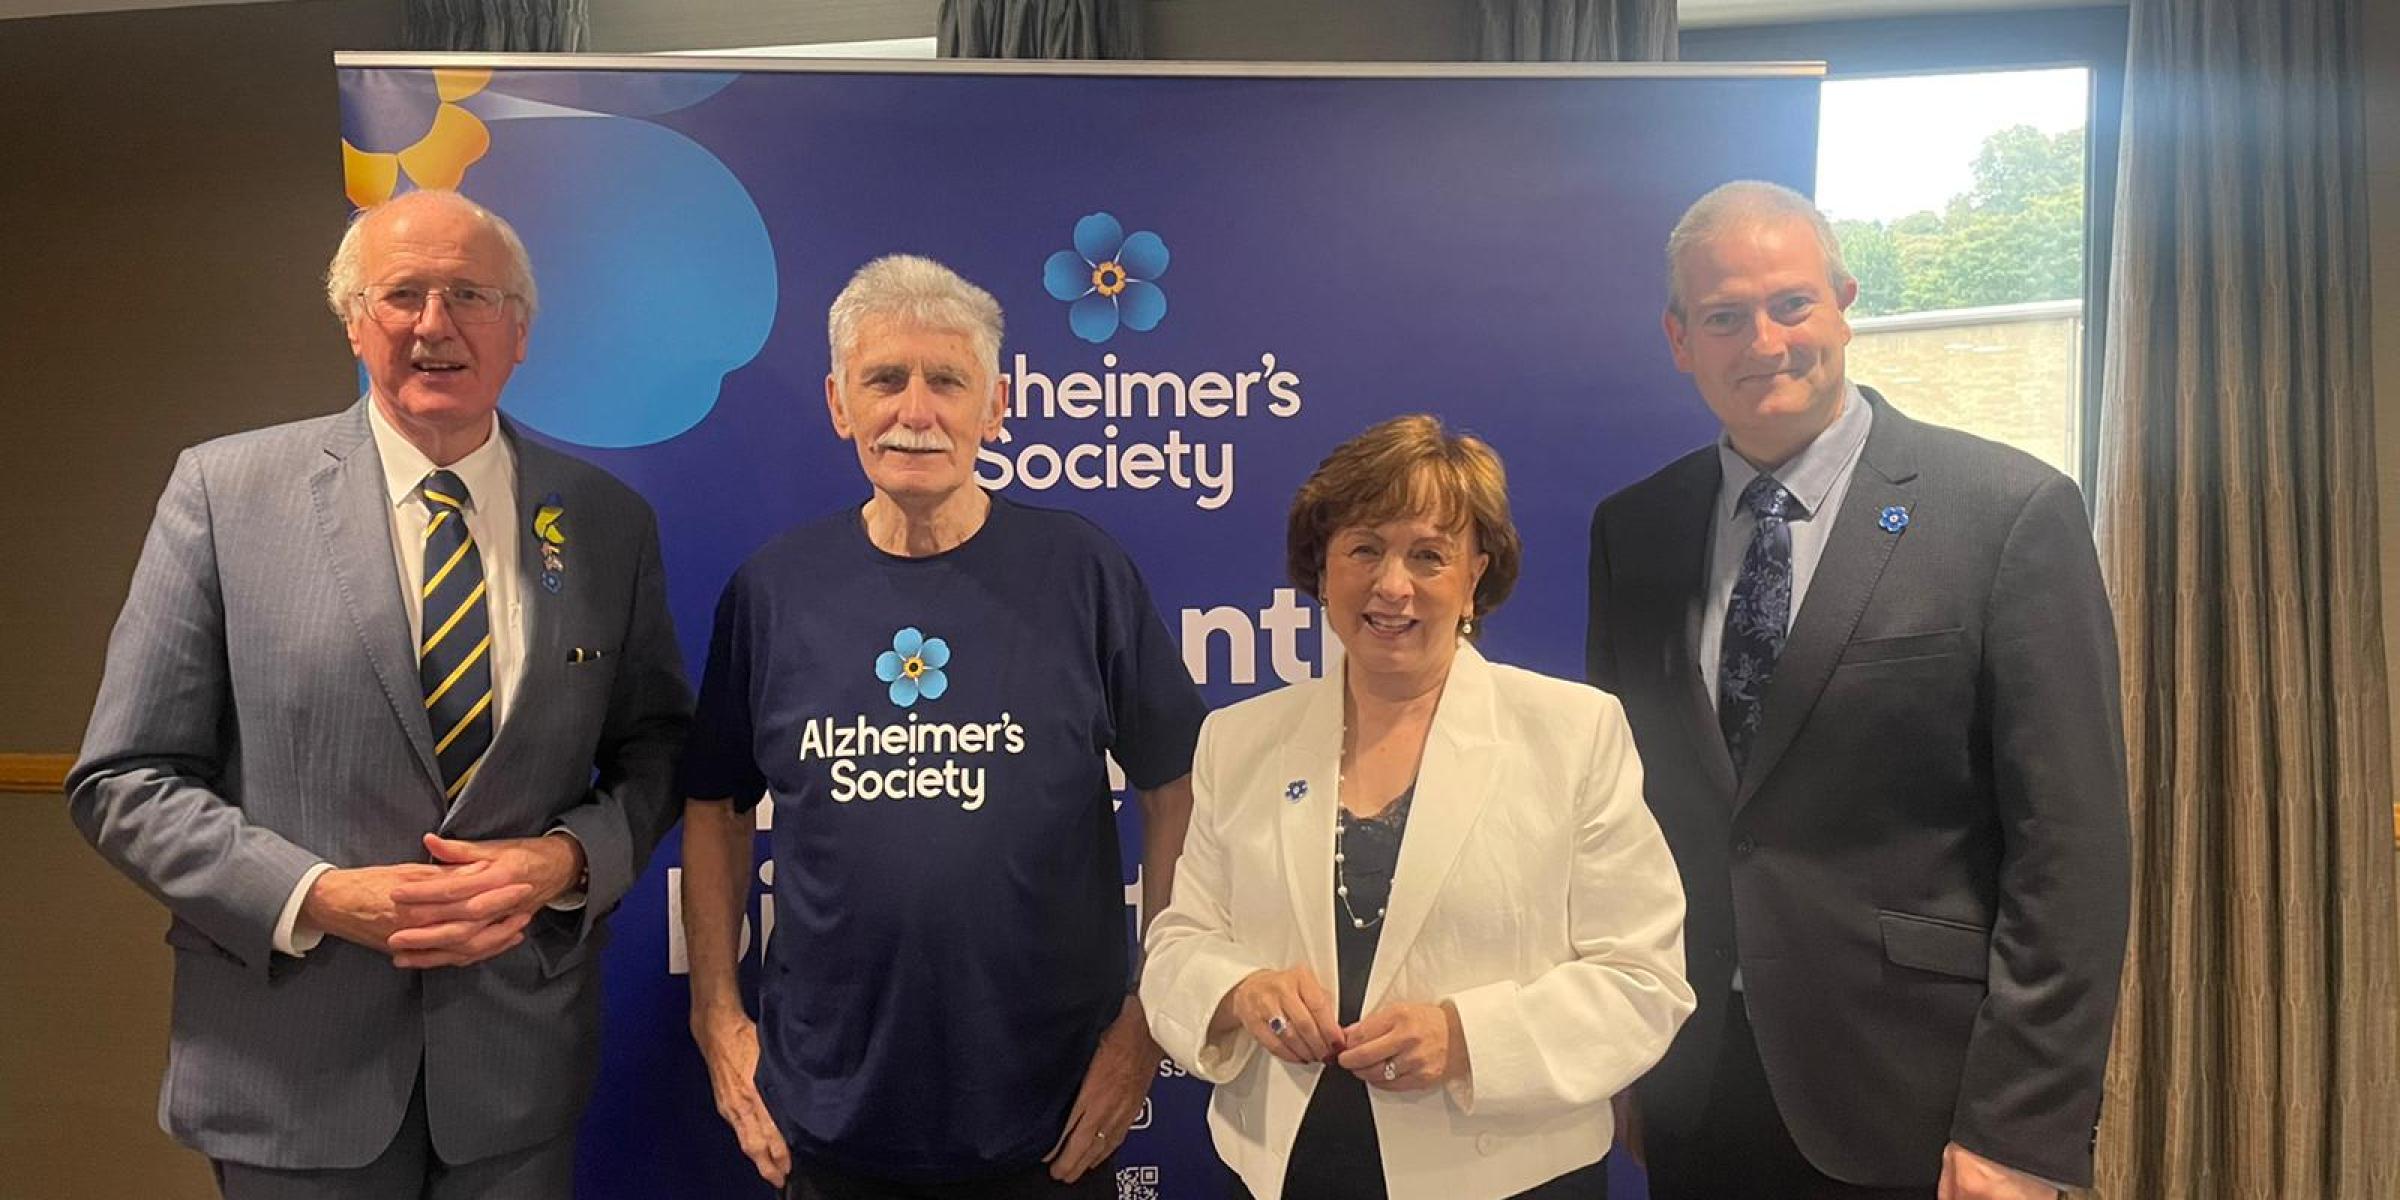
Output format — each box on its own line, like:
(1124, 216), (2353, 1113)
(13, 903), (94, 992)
(334, 55), (1820, 1200)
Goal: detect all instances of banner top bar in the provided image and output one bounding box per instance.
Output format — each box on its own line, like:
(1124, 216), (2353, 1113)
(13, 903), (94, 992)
(330, 52), (1825, 80)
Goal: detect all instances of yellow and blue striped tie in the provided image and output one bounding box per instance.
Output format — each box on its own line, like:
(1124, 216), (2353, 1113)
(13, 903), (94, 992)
(419, 469), (492, 801)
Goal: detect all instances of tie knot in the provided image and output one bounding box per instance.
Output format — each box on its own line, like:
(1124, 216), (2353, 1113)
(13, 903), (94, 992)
(1739, 473), (1796, 521)
(422, 470), (471, 513)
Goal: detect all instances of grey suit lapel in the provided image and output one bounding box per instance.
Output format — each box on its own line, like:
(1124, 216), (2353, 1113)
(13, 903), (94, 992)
(310, 401), (444, 793)
(1736, 389), (1920, 808)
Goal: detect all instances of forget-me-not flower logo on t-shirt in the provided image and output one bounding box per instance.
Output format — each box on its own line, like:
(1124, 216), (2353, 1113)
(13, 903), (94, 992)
(875, 627), (951, 708)
(1042, 211), (1170, 344)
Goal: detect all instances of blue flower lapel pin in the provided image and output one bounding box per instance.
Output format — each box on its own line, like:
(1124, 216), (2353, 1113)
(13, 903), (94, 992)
(1877, 504), (1911, 534)
(1284, 779), (1309, 803)
(532, 492), (567, 593)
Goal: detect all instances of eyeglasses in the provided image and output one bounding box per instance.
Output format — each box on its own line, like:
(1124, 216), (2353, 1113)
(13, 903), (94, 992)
(355, 284), (515, 325)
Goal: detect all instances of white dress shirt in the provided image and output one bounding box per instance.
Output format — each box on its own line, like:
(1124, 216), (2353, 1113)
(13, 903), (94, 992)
(271, 404), (529, 955)
(1698, 381), (1874, 706)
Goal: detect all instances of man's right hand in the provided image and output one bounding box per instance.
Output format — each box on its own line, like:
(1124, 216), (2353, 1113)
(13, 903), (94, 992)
(692, 1006), (792, 1187)
(299, 863), (534, 967)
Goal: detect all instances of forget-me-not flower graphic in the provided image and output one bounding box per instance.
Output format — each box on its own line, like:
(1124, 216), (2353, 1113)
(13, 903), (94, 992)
(874, 626), (951, 708)
(1043, 212), (1170, 344)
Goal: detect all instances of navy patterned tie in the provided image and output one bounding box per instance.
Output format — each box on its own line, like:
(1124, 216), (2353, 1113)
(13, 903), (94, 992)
(1719, 474), (1798, 771)
(418, 469), (493, 802)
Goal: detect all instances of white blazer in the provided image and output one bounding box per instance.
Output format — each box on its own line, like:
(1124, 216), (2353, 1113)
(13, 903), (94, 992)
(1143, 645), (1695, 1200)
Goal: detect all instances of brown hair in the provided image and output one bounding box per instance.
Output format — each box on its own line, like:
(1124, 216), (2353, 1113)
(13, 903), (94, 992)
(1286, 414), (1521, 630)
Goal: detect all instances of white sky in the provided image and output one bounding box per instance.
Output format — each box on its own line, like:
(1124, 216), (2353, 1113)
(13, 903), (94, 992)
(1816, 67), (2091, 224)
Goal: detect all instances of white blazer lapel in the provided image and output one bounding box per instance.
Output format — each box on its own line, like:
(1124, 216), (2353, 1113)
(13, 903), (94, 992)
(1362, 643), (1501, 1012)
(1276, 671), (1345, 991)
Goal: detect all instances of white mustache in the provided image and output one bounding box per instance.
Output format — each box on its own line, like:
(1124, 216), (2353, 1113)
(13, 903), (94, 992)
(875, 428), (954, 452)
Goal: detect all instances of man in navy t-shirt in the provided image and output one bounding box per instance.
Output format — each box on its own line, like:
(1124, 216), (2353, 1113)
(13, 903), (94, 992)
(681, 255), (1205, 1199)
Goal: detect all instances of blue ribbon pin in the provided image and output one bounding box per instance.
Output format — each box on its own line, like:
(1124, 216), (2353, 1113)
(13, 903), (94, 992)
(1284, 780), (1308, 803)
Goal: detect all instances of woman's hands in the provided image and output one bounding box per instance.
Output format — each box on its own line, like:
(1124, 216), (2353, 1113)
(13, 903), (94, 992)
(1211, 968), (1472, 1092)
(1336, 1000), (1470, 1092)
(1213, 965), (1345, 1063)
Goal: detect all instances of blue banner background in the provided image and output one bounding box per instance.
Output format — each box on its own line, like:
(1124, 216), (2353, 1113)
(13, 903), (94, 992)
(336, 61), (1818, 1200)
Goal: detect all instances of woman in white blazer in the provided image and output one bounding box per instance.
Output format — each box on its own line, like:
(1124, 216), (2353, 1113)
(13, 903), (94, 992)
(1142, 415), (1694, 1200)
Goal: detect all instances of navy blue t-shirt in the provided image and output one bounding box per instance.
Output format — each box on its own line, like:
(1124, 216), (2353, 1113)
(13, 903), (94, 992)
(680, 496), (1206, 1182)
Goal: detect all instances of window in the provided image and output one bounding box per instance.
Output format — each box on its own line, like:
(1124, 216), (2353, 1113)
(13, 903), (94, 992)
(1821, 68), (2091, 477)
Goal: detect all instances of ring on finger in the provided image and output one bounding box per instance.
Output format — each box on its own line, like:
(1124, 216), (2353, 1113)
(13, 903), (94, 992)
(1381, 1059), (1400, 1082)
(1266, 1014), (1288, 1036)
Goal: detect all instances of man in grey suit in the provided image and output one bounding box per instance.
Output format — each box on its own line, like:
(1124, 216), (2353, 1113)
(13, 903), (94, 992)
(1587, 181), (2128, 1200)
(68, 189), (691, 1198)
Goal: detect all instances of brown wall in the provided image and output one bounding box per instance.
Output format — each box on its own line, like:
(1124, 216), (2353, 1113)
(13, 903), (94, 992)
(0, 1), (401, 1193)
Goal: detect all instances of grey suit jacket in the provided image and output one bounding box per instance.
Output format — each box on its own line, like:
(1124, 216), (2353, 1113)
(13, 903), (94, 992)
(68, 400), (692, 1170)
(1586, 390), (2129, 1187)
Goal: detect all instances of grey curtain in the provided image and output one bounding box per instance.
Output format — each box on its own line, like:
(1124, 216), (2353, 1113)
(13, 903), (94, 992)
(2093, 0), (2400, 1195)
(1473, 0), (1677, 62)
(939, 0), (1145, 59)
(405, 0), (588, 53)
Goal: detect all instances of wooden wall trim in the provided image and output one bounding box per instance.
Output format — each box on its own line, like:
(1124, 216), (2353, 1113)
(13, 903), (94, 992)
(0, 753), (74, 794)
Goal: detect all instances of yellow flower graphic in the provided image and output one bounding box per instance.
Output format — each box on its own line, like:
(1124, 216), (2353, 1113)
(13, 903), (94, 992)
(342, 69), (495, 209)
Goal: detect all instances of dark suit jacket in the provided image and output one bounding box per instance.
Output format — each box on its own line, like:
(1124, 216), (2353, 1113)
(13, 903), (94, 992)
(69, 401), (692, 1169)
(1586, 389), (2128, 1187)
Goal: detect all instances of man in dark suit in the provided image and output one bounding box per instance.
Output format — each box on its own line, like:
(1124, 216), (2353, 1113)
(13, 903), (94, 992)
(68, 189), (691, 1198)
(1587, 181), (2128, 1200)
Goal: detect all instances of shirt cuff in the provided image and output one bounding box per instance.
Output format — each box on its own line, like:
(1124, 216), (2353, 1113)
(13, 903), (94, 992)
(275, 863), (336, 956)
(543, 828), (588, 911)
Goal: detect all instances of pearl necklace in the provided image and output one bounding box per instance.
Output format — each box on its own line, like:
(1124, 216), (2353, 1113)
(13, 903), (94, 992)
(1333, 808), (1387, 930)
(1333, 760), (1389, 930)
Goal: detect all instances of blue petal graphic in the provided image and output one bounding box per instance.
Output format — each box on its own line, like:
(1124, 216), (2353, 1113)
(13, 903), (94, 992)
(1043, 250), (1094, 301)
(889, 676), (920, 707)
(1072, 212), (1125, 264)
(1118, 231), (1170, 279)
(875, 650), (905, 682)
(916, 669), (949, 701)
(892, 627), (924, 658)
(475, 115), (775, 447)
(1069, 293), (1121, 344)
(1118, 281), (1167, 333)
(919, 638), (951, 669)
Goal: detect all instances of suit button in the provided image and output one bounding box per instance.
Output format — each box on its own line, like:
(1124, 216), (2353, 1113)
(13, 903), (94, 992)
(1475, 1132), (1500, 1156)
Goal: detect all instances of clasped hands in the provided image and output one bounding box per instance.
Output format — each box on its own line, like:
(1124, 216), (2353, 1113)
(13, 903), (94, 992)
(300, 832), (584, 968)
(1220, 965), (1467, 1091)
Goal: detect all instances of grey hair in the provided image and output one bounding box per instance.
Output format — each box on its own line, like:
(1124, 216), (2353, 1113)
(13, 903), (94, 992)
(827, 255), (1005, 393)
(1663, 180), (1853, 317)
(324, 189), (540, 323)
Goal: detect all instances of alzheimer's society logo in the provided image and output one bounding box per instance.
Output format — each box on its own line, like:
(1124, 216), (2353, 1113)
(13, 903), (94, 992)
(1043, 212), (1170, 344)
(873, 626), (951, 708)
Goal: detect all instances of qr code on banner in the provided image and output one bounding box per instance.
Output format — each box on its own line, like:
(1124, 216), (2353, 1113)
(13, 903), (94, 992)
(1115, 1164), (1161, 1200)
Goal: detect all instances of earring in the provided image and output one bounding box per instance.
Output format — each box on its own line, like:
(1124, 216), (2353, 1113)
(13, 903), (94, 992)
(1459, 616), (1475, 637)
